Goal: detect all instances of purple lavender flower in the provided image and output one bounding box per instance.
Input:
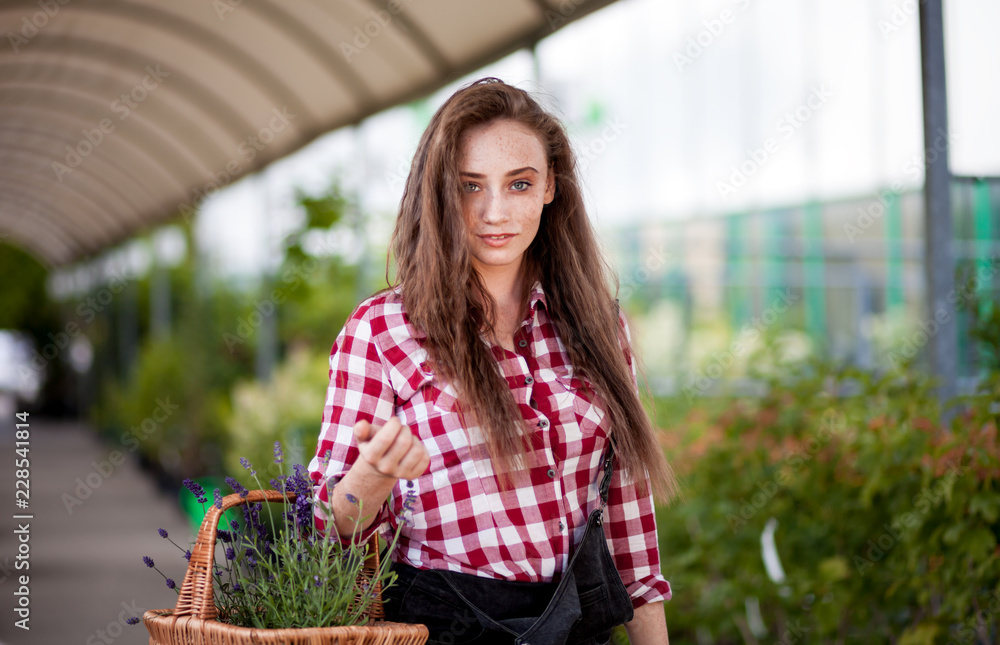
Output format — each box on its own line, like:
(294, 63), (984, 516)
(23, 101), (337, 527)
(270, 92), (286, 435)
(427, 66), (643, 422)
(226, 547), (236, 560)
(225, 476), (248, 499)
(182, 479), (205, 499)
(273, 441), (284, 464)
(232, 582), (242, 592)
(345, 493), (358, 505)
(183, 550), (191, 561)
(295, 496), (312, 530)
(125, 617), (141, 626)
(230, 520), (240, 530)
(165, 578), (176, 589)
(217, 530), (231, 543)
(240, 457), (256, 476)
(158, 528), (168, 538)
(142, 556), (154, 568)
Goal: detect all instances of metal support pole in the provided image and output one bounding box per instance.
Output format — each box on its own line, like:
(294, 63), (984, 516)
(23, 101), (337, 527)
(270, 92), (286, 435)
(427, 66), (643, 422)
(255, 170), (276, 383)
(918, 0), (957, 414)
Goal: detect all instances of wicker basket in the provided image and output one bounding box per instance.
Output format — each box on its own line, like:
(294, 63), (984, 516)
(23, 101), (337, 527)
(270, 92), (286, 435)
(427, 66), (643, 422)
(144, 489), (428, 644)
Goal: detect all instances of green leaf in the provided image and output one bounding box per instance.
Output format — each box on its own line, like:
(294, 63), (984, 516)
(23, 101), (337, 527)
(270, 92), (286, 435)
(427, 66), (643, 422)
(818, 556), (850, 582)
(961, 527), (998, 561)
(897, 623), (939, 645)
(969, 492), (1000, 523)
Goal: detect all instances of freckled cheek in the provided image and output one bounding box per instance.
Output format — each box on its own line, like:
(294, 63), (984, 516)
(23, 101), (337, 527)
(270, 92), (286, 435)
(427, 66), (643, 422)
(515, 199), (544, 229)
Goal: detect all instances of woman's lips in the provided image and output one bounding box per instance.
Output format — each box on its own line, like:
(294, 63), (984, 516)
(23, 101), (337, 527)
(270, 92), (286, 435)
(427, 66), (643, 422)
(477, 233), (515, 248)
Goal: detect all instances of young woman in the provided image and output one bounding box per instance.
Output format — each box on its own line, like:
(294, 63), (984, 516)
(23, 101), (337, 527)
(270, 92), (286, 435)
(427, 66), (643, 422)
(308, 77), (678, 645)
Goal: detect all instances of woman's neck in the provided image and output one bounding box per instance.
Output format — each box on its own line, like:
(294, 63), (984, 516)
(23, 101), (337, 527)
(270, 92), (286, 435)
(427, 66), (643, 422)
(475, 261), (526, 310)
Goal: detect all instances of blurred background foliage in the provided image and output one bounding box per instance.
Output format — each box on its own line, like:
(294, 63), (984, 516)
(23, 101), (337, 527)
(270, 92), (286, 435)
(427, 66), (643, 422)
(657, 320), (999, 644)
(87, 176), (368, 488)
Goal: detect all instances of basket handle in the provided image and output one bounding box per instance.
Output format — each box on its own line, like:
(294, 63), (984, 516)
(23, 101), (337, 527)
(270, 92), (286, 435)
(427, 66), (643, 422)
(174, 489), (291, 620)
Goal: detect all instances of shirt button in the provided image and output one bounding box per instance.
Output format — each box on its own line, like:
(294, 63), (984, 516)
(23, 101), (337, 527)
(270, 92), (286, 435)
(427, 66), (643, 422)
(539, 419), (548, 428)
(547, 468), (556, 479)
(518, 339), (528, 348)
(524, 376), (534, 385)
(558, 522), (565, 531)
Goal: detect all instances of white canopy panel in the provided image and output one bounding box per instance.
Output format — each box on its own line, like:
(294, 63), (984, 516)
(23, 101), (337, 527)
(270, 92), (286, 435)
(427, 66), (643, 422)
(0, 0), (617, 265)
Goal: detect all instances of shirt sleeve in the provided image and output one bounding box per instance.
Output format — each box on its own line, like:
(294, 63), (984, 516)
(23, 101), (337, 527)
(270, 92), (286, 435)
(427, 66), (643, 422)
(307, 302), (398, 544)
(605, 307), (672, 609)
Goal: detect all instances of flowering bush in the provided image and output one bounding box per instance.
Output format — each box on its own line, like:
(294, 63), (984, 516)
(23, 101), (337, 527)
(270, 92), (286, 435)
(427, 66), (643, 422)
(133, 441), (404, 629)
(657, 355), (1000, 644)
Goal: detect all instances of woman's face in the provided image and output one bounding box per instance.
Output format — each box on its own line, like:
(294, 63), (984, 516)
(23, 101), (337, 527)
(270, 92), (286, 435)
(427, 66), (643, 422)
(458, 118), (556, 282)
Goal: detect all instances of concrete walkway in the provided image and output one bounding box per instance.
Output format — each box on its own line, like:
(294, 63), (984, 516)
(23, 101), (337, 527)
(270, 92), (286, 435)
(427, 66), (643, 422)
(0, 420), (193, 645)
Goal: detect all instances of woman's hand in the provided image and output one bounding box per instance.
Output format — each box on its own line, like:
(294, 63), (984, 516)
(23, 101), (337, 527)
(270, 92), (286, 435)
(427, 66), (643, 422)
(328, 418), (429, 538)
(354, 418), (430, 481)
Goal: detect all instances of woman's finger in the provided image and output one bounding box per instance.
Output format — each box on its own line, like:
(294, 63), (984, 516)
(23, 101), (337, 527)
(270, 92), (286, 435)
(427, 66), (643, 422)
(378, 425), (414, 474)
(359, 418), (402, 471)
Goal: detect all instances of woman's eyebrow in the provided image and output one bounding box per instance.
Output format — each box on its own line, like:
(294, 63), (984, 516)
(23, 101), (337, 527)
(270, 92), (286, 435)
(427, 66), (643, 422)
(460, 166), (538, 178)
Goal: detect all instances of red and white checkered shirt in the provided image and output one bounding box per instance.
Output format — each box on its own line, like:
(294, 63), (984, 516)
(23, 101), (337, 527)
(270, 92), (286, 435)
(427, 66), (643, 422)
(307, 279), (671, 609)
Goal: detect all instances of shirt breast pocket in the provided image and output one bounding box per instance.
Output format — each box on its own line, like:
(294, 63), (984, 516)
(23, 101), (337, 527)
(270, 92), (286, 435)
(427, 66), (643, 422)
(551, 370), (608, 448)
(396, 362), (459, 422)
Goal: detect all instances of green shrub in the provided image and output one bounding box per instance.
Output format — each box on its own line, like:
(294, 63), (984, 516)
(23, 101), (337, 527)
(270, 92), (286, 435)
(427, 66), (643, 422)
(657, 357), (999, 643)
(222, 347), (330, 487)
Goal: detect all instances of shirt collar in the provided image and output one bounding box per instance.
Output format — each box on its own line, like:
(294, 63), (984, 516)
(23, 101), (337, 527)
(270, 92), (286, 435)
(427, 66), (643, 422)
(527, 279), (548, 315)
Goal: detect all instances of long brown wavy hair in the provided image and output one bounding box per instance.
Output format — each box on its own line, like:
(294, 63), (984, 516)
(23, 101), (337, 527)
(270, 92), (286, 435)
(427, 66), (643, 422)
(383, 77), (677, 502)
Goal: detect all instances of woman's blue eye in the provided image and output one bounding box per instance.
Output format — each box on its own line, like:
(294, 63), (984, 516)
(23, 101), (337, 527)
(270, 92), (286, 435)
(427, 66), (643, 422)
(512, 180), (530, 191)
(464, 182), (479, 192)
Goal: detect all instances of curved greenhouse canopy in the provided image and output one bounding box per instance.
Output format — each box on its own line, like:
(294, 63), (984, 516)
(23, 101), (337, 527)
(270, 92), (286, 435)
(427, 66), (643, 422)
(0, 0), (616, 266)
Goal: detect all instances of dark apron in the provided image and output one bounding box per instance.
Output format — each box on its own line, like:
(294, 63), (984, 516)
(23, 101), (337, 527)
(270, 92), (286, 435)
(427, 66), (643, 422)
(382, 446), (633, 645)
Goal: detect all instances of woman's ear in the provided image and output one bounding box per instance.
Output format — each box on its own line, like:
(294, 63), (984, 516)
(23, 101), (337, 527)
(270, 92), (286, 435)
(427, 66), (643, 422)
(544, 166), (556, 205)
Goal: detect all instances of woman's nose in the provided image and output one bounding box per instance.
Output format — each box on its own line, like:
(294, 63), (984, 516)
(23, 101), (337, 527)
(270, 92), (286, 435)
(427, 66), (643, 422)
(479, 190), (508, 224)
